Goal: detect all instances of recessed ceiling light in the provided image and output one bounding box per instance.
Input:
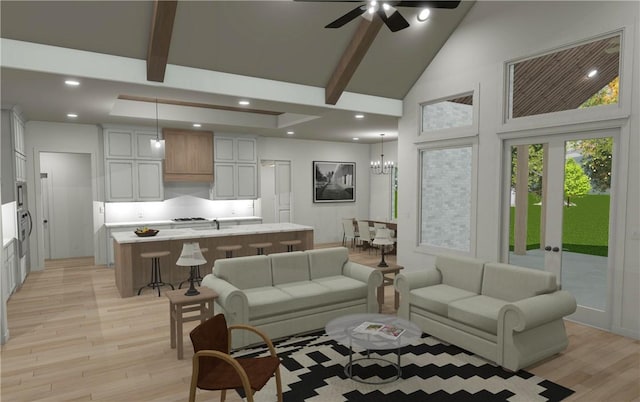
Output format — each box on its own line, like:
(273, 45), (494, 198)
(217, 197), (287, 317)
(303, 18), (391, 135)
(193, 123), (202, 128)
(353, 137), (360, 141)
(587, 69), (598, 78)
(355, 114), (365, 119)
(64, 79), (80, 86)
(417, 8), (431, 22)
(286, 131), (295, 135)
(238, 100), (250, 106)
(66, 113), (78, 118)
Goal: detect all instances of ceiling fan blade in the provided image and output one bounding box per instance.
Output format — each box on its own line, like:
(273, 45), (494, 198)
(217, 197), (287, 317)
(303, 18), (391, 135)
(394, 1), (461, 9)
(378, 9), (410, 32)
(325, 5), (366, 28)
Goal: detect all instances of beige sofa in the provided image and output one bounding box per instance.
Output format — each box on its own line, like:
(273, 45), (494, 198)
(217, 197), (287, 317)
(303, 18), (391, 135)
(201, 247), (382, 348)
(394, 254), (576, 371)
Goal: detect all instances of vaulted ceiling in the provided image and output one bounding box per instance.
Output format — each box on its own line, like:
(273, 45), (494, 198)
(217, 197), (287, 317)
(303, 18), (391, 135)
(0, 0), (475, 143)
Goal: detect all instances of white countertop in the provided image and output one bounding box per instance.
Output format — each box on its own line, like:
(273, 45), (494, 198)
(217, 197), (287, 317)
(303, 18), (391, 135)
(104, 216), (262, 228)
(111, 223), (313, 244)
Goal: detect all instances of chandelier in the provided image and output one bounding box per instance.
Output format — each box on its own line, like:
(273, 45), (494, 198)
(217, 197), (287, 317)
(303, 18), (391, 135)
(370, 133), (394, 175)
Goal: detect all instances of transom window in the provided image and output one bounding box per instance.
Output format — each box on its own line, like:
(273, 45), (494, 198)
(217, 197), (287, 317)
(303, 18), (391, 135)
(507, 33), (621, 120)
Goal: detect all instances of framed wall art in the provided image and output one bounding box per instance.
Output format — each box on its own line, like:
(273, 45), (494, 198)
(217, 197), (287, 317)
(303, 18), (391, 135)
(313, 161), (355, 203)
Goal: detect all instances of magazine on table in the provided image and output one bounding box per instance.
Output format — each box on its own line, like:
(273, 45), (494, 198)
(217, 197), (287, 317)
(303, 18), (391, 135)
(352, 321), (406, 339)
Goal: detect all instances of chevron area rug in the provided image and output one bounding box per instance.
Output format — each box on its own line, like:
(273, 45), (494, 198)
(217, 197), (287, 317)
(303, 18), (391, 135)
(234, 330), (574, 402)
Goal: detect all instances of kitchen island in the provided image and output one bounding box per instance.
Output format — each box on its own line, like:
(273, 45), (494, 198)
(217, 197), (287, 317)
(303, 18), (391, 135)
(111, 223), (313, 297)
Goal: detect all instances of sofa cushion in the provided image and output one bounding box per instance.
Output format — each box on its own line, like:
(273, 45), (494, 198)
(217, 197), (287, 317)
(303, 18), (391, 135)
(244, 286), (294, 319)
(270, 251), (310, 285)
(448, 295), (509, 334)
(435, 255), (485, 294)
(276, 280), (351, 311)
(482, 263), (557, 302)
(307, 247), (349, 279)
(214, 255), (272, 289)
(312, 276), (368, 301)
(409, 284), (477, 316)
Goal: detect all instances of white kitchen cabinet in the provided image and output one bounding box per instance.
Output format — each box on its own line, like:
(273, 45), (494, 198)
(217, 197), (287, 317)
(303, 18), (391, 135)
(213, 136), (257, 199)
(105, 129), (135, 159)
(106, 160), (135, 201)
(213, 163), (235, 199)
(214, 136), (256, 163)
(237, 164), (257, 198)
(105, 128), (161, 160)
(213, 163), (258, 199)
(2, 241), (17, 303)
(14, 153), (26, 182)
(12, 112), (25, 156)
(104, 125), (164, 202)
(136, 161), (164, 200)
(105, 159), (163, 201)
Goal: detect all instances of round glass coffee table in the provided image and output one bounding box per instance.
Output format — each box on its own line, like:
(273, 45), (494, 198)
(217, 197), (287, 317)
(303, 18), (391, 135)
(325, 313), (421, 384)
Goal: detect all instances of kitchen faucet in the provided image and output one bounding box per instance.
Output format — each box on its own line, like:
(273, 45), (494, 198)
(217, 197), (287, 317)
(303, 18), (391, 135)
(213, 219), (220, 230)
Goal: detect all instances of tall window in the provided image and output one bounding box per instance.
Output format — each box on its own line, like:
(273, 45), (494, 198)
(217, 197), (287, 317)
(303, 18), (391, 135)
(420, 145), (474, 252)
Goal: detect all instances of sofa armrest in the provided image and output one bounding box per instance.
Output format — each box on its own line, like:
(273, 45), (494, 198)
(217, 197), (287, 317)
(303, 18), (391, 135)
(394, 269), (442, 319)
(500, 290), (577, 332)
(394, 269), (442, 294)
(343, 261), (383, 313)
(200, 274), (249, 326)
(343, 261), (383, 287)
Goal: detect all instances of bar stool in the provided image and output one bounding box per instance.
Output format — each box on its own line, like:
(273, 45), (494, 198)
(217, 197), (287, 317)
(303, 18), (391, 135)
(138, 251), (174, 297)
(178, 248), (208, 289)
(248, 242), (272, 255)
(216, 244), (242, 258)
(280, 240), (302, 252)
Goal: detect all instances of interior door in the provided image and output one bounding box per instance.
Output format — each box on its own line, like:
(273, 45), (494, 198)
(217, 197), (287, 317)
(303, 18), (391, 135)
(503, 130), (616, 329)
(275, 161), (292, 223)
(40, 172), (52, 259)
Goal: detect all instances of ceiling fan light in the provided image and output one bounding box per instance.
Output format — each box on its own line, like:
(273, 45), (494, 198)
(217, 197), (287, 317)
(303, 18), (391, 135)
(382, 3), (390, 11)
(417, 8), (431, 22)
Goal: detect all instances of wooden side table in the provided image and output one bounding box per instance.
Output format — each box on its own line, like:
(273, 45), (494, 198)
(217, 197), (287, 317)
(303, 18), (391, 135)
(165, 287), (218, 360)
(372, 264), (404, 313)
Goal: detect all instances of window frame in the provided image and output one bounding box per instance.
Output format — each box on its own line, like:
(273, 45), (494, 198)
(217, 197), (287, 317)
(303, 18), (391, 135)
(499, 28), (632, 135)
(418, 83), (480, 141)
(416, 137), (478, 257)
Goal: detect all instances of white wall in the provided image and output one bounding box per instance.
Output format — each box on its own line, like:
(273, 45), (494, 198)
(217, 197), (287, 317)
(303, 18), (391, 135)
(24, 121), (104, 270)
(397, 1), (639, 338)
(258, 136), (372, 244)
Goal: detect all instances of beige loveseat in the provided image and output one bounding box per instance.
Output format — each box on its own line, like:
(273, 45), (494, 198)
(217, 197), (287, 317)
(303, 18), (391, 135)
(394, 254), (576, 371)
(201, 247), (382, 348)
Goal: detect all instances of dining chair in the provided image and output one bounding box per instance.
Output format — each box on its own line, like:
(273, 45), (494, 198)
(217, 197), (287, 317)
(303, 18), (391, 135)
(189, 314), (283, 402)
(373, 222), (387, 230)
(357, 220), (376, 253)
(342, 218), (359, 249)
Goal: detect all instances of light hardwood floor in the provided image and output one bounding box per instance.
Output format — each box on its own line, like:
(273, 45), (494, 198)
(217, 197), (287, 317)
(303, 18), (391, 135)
(1, 248), (638, 401)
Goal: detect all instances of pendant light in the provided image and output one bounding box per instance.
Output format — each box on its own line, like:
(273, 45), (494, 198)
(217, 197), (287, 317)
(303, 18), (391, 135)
(150, 98), (165, 159)
(370, 133), (394, 175)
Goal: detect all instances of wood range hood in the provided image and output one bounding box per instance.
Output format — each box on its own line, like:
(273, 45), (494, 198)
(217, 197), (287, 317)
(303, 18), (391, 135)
(162, 128), (214, 182)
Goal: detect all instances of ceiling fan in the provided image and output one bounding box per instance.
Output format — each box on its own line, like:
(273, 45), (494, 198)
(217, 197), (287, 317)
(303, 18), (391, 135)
(324, 1), (462, 32)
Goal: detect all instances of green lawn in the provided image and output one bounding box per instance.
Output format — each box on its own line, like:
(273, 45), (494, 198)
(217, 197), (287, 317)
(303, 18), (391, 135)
(509, 193), (609, 256)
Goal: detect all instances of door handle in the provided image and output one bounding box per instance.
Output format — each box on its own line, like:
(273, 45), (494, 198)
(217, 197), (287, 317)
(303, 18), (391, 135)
(544, 246), (552, 251)
(552, 247), (560, 252)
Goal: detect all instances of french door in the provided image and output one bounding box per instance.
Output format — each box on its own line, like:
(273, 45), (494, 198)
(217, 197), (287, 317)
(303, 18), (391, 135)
(502, 129), (617, 329)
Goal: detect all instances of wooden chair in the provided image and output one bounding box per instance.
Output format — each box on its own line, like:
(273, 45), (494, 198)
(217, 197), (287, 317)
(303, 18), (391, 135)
(189, 314), (283, 402)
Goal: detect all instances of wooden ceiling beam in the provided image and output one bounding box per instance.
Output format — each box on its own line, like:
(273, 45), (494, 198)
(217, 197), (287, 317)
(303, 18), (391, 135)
(146, 0), (178, 82)
(325, 15), (384, 105)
